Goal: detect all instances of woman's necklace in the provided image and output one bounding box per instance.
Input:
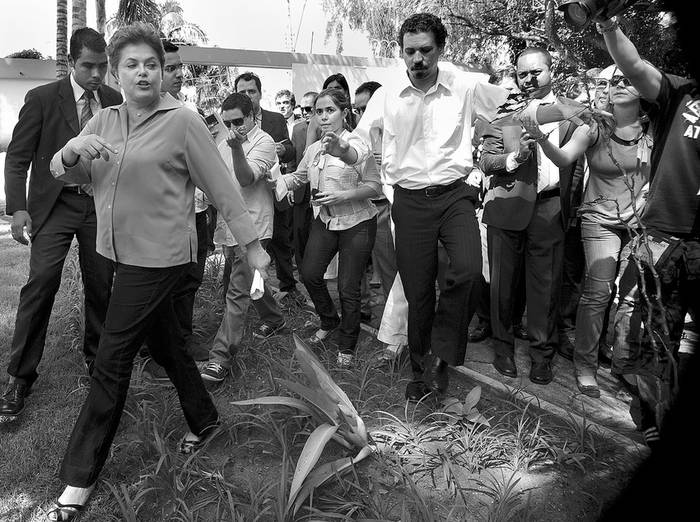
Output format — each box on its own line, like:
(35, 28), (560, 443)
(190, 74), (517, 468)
(610, 130), (644, 146)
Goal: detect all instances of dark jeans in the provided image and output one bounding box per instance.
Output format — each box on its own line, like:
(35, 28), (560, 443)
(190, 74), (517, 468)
(269, 206), (297, 292)
(392, 182), (482, 373)
(59, 263), (218, 487)
(301, 216), (376, 353)
(7, 190), (114, 387)
(559, 223), (585, 350)
(171, 210), (208, 352)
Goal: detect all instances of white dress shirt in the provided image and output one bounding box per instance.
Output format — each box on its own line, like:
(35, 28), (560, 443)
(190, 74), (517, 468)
(346, 67), (510, 190)
(70, 73), (101, 116)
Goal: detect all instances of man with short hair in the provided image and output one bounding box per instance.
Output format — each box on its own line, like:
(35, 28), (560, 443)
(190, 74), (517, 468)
(234, 73), (301, 305)
(201, 93), (285, 384)
(1, 28), (122, 419)
(323, 13), (510, 399)
(275, 89), (298, 138)
(480, 47), (583, 385)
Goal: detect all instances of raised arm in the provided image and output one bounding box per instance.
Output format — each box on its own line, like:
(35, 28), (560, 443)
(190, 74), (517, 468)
(537, 124), (592, 168)
(599, 18), (663, 102)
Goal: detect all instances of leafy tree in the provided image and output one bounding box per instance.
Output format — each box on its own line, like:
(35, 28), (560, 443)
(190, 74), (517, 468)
(6, 49), (46, 59)
(322, 0), (687, 80)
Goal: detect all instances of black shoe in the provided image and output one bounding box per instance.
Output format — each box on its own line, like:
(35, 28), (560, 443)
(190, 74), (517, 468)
(557, 345), (574, 361)
(405, 380), (430, 402)
(599, 343), (613, 368)
(0, 382), (31, 418)
(493, 354), (518, 378)
(529, 360), (553, 385)
(513, 323), (529, 341)
(468, 324), (492, 343)
(429, 357), (449, 393)
(142, 358), (170, 383)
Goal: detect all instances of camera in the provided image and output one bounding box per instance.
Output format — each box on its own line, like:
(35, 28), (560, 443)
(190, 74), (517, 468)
(558, 0), (641, 30)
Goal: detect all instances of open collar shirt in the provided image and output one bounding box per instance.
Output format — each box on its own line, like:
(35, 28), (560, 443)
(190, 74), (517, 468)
(284, 129), (381, 230)
(50, 93), (258, 268)
(346, 67), (510, 190)
(214, 125), (277, 246)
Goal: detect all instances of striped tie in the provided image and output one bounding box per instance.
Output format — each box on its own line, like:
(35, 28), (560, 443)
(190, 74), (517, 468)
(80, 89), (94, 129)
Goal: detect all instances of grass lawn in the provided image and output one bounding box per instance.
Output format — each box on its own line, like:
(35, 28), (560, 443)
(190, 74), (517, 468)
(0, 224), (645, 521)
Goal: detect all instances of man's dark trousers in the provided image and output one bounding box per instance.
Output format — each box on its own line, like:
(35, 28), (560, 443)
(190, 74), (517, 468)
(269, 205), (297, 292)
(488, 196), (564, 364)
(7, 189), (114, 386)
(392, 181), (482, 375)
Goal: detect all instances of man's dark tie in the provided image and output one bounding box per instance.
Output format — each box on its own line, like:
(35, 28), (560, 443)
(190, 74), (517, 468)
(80, 89), (95, 129)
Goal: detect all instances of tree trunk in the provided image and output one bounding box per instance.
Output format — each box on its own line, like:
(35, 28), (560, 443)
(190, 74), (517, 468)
(56, 0), (69, 78)
(96, 0), (106, 34)
(72, 0), (87, 31)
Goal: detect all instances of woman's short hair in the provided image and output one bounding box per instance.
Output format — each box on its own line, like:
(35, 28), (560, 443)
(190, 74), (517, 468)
(107, 22), (165, 71)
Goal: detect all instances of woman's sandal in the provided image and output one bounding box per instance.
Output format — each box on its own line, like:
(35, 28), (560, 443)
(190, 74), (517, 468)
(308, 328), (335, 344)
(178, 421), (221, 455)
(46, 501), (84, 521)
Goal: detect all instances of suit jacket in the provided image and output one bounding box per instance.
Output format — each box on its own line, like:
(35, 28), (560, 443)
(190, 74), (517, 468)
(479, 95), (583, 232)
(260, 108), (294, 164)
(4, 76), (123, 236)
(289, 120), (311, 205)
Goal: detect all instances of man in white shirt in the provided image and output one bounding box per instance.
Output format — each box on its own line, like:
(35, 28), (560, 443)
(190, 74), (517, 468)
(322, 13), (510, 400)
(480, 47), (583, 385)
(200, 93), (286, 384)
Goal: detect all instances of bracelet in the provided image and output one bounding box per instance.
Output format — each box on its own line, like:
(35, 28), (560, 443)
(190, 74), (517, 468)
(596, 17), (619, 35)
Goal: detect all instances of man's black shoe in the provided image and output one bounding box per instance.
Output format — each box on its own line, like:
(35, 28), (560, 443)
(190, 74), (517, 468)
(468, 324), (492, 343)
(513, 323), (528, 341)
(429, 357), (449, 393)
(0, 382), (31, 418)
(557, 345), (574, 361)
(493, 354), (517, 378)
(529, 360), (553, 385)
(405, 380), (430, 402)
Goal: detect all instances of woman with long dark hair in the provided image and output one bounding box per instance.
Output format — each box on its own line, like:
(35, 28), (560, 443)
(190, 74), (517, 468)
(283, 88), (381, 365)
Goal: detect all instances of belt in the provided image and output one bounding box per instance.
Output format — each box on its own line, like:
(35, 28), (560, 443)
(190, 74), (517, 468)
(62, 185), (90, 196)
(536, 187), (560, 201)
(395, 178), (464, 198)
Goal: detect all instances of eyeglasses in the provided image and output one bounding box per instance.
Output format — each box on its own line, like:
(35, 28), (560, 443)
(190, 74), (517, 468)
(223, 117), (245, 128)
(610, 75), (632, 87)
(300, 106), (313, 114)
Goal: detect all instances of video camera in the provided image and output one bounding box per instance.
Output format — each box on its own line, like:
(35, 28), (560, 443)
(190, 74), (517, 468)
(558, 0), (641, 30)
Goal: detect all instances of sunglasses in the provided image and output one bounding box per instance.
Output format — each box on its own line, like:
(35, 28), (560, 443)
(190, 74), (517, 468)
(354, 106), (366, 116)
(610, 75), (632, 87)
(223, 117), (245, 128)
(300, 106), (314, 114)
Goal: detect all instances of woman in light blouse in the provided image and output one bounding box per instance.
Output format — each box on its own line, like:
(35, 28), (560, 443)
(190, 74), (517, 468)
(284, 88), (381, 365)
(45, 23), (269, 521)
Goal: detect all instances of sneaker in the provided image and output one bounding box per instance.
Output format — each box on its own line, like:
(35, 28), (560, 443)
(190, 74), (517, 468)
(143, 358), (170, 382)
(253, 322), (287, 339)
(337, 352), (353, 367)
(201, 361), (228, 383)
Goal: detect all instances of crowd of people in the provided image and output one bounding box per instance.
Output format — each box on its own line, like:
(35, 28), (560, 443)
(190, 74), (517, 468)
(0, 10), (697, 520)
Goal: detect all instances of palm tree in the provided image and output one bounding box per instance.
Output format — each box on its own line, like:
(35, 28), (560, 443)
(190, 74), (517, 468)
(56, 0), (69, 78)
(160, 0), (207, 45)
(96, 0), (107, 34)
(72, 0), (87, 31)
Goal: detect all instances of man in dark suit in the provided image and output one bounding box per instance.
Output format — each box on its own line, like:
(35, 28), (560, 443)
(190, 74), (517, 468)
(480, 47), (583, 385)
(288, 91), (317, 276)
(1, 28), (122, 419)
(233, 72), (304, 310)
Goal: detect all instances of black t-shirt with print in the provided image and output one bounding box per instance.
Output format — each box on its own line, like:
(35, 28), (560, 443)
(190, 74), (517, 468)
(641, 73), (700, 236)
